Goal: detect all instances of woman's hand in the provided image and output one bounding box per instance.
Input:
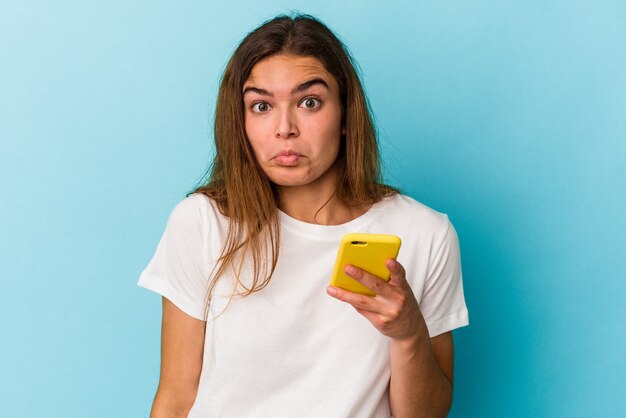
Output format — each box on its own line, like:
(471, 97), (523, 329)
(327, 260), (454, 417)
(326, 259), (427, 341)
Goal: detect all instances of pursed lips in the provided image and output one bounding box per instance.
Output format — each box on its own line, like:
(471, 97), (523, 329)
(272, 150), (303, 166)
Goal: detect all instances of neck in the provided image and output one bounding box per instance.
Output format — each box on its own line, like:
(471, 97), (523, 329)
(277, 174), (369, 225)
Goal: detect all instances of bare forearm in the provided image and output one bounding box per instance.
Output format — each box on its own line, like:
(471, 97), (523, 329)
(326, 260), (454, 416)
(389, 329), (452, 418)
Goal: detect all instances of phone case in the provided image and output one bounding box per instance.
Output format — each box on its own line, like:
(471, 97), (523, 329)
(330, 233), (402, 296)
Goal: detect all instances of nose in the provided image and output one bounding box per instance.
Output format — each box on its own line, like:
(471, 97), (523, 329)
(275, 108), (299, 139)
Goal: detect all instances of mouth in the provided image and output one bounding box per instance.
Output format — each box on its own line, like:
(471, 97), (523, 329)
(273, 150), (303, 166)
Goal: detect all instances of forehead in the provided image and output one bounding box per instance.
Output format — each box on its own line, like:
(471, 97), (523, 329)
(244, 54), (337, 91)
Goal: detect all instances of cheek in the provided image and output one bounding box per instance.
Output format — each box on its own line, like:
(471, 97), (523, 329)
(244, 117), (267, 158)
(324, 103), (343, 137)
(317, 111), (343, 153)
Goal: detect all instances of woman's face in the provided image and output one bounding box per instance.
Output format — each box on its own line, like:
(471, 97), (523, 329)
(243, 54), (344, 191)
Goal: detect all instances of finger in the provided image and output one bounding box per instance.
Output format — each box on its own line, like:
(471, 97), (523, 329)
(344, 264), (392, 297)
(326, 285), (383, 313)
(385, 258), (407, 287)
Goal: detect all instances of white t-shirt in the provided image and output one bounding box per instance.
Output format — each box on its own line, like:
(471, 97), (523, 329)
(138, 193), (468, 418)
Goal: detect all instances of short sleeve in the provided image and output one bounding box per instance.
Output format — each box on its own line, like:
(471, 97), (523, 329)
(137, 196), (210, 320)
(420, 219), (469, 337)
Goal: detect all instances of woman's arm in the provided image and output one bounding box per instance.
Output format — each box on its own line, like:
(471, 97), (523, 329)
(327, 260), (454, 418)
(389, 331), (454, 418)
(150, 297), (206, 418)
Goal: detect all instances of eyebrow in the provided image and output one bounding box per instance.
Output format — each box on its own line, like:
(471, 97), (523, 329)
(242, 78), (330, 97)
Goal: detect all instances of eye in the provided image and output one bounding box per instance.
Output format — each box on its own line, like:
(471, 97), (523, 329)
(251, 102), (271, 113)
(299, 97), (321, 109)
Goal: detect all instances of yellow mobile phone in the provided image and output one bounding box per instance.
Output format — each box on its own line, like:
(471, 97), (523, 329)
(330, 233), (402, 296)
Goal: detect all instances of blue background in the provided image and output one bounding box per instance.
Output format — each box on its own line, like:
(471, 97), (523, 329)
(1, 1), (625, 416)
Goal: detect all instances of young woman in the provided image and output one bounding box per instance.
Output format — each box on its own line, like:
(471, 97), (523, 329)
(138, 14), (468, 418)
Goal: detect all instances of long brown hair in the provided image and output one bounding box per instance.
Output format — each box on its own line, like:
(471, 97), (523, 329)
(192, 13), (397, 318)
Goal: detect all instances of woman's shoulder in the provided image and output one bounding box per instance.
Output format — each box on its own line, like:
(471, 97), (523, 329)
(380, 193), (452, 235)
(167, 193), (227, 228)
(174, 192), (216, 209)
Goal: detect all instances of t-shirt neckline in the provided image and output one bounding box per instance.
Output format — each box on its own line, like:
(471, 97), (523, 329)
(277, 196), (392, 240)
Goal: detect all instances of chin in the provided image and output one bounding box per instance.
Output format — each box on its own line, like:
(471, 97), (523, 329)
(263, 167), (313, 187)
(268, 177), (311, 187)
